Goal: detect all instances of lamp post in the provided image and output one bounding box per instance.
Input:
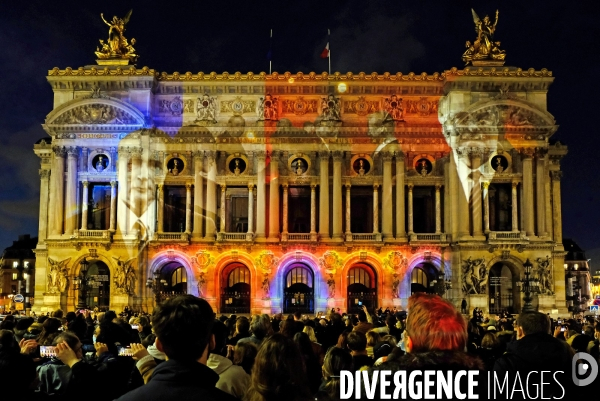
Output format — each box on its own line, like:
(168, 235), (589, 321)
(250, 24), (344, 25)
(146, 270), (167, 305)
(520, 258), (540, 313)
(74, 258), (90, 309)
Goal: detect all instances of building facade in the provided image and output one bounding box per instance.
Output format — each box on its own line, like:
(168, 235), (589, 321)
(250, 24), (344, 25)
(562, 239), (592, 314)
(0, 234), (37, 313)
(32, 62), (569, 315)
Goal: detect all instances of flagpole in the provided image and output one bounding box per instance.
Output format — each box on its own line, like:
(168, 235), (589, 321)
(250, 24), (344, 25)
(328, 29), (331, 75)
(269, 29), (273, 75)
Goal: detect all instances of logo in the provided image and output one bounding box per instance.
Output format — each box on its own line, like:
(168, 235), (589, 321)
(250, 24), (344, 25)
(572, 352), (599, 386)
(13, 294), (24, 303)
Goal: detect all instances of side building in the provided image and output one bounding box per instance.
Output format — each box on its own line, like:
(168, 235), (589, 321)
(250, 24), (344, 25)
(0, 234), (37, 313)
(32, 63), (568, 315)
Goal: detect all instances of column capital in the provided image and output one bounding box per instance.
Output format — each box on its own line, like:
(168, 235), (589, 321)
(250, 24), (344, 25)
(408, 183), (414, 190)
(52, 146), (67, 157)
(395, 151), (405, 162)
(332, 150), (344, 161)
(82, 180), (89, 187)
(318, 150), (330, 159)
(535, 148), (548, 158)
(310, 184), (317, 190)
(110, 181), (117, 187)
(481, 182), (489, 190)
(282, 183), (289, 189)
(550, 171), (563, 181)
(186, 183), (193, 189)
(381, 151), (393, 162)
(39, 169), (50, 179)
(345, 183), (351, 189)
(205, 150), (216, 160)
(193, 151), (204, 161)
(157, 183), (164, 190)
(247, 183), (255, 190)
(512, 181), (519, 189)
(373, 183), (380, 189)
(130, 147), (143, 159)
(220, 183), (227, 190)
(255, 150), (267, 161)
(520, 147), (535, 158)
(436, 183), (443, 190)
(117, 146), (131, 156)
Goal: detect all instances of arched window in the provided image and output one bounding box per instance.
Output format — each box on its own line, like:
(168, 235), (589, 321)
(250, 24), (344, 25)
(286, 266), (312, 288)
(170, 266), (187, 287)
(411, 267), (429, 287)
(348, 266), (372, 288)
(228, 265), (250, 287)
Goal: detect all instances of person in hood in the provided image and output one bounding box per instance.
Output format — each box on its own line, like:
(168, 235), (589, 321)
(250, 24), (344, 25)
(207, 319), (249, 399)
(115, 295), (237, 401)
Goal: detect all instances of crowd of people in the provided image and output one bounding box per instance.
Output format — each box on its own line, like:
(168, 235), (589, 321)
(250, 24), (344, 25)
(0, 296), (598, 400)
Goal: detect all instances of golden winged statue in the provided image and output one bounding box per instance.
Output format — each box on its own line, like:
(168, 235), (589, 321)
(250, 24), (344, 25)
(462, 9), (506, 66)
(95, 9), (138, 64)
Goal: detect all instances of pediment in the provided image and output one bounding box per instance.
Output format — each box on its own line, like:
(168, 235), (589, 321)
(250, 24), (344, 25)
(453, 99), (555, 129)
(45, 97), (145, 127)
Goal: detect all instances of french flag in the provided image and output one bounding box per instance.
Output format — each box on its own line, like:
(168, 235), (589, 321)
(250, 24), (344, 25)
(320, 42), (329, 59)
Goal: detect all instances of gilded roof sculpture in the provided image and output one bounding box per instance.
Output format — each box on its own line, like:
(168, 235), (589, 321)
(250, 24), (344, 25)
(462, 9), (506, 66)
(95, 10), (138, 65)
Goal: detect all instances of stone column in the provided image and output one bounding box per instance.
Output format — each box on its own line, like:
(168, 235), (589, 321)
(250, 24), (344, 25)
(522, 150), (535, 236)
(157, 184), (164, 233)
(282, 184), (289, 239)
(81, 147), (89, 172)
(185, 184), (192, 233)
(332, 151), (343, 241)
(268, 154), (280, 241)
(38, 169), (51, 241)
(345, 184), (351, 241)
(511, 182), (519, 232)
(116, 147), (129, 236)
(193, 152), (204, 238)
(247, 184), (254, 241)
(255, 152), (267, 240)
(219, 184), (226, 233)
(456, 152), (470, 238)
(407, 184), (414, 235)
(435, 184), (442, 234)
(109, 181), (117, 232)
(64, 147), (78, 235)
(535, 150), (547, 237)
(205, 151), (217, 240)
(310, 184), (317, 241)
(395, 154), (406, 240)
(382, 152), (393, 240)
(482, 182), (490, 233)
(319, 151), (330, 239)
(81, 181), (89, 231)
(551, 171), (563, 243)
(471, 150), (483, 238)
(373, 184), (380, 234)
(129, 148), (142, 233)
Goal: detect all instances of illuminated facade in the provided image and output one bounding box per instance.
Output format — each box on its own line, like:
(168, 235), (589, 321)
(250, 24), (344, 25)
(33, 65), (569, 315)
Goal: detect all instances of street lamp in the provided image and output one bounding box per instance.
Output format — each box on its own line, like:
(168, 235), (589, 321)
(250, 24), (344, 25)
(520, 258), (540, 313)
(146, 270), (167, 305)
(74, 258), (90, 309)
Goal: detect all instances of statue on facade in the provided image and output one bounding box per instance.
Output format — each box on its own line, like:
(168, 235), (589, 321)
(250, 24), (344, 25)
(96, 156), (106, 172)
(536, 255), (553, 294)
(327, 274), (336, 298)
(96, 10), (139, 64)
(262, 275), (270, 299)
(196, 94), (217, 123)
(234, 159), (241, 175)
(494, 156), (504, 173)
(383, 94), (404, 121)
(391, 273), (400, 298)
(461, 256), (487, 295)
(257, 94), (278, 121)
(47, 257), (71, 294)
(113, 256), (136, 295)
(296, 159), (304, 175)
(462, 9), (505, 66)
(197, 273), (206, 297)
(358, 159), (366, 176)
(320, 94), (341, 121)
(170, 159), (180, 176)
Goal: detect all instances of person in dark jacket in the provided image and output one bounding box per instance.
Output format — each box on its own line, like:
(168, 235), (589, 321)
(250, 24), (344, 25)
(115, 295), (237, 401)
(493, 311), (575, 399)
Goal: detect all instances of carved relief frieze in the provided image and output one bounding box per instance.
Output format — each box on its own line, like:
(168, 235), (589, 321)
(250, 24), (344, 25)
(343, 97), (379, 116)
(405, 97), (438, 116)
(53, 104), (138, 124)
(220, 96), (256, 116)
(281, 97), (319, 115)
(457, 105), (547, 127)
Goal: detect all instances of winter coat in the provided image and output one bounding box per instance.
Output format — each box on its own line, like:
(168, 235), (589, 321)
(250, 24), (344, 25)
(115, 359), (238, 401)
(207, 353), (250, 399)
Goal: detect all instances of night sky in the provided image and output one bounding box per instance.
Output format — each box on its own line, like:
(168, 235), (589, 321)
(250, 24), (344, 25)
(0, 1), (597, 265)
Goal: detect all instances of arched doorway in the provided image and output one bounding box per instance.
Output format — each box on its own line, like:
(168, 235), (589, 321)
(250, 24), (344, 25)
(86, 260), (110, 310)
(410, 262), (437, 294)
(347, 264), (377, 313)
(156, 261), (188, 301)
(488, 262), (519, 314)
(221, 263), (251, 314)
(283, 264), (314, 314)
